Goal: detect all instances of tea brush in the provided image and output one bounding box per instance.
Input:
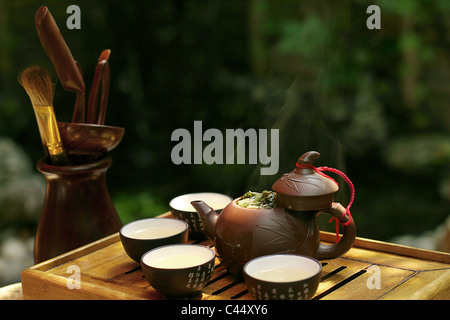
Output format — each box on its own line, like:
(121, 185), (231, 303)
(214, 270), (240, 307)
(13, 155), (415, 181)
(19, 66), (70, 166)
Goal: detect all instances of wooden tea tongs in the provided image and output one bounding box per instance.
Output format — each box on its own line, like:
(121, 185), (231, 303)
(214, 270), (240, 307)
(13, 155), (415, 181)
(87, 49), (111, 125)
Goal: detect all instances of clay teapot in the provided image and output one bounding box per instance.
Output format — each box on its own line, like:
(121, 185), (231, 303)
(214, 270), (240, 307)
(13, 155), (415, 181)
(191, 151), (356, 276)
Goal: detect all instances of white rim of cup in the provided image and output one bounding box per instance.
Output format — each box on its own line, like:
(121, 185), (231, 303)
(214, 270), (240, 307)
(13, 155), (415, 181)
(141, 244), (216, 269)
(243, 254), (322, 283)
(120, 218), (189, 240)
(169, 192), (232, 212)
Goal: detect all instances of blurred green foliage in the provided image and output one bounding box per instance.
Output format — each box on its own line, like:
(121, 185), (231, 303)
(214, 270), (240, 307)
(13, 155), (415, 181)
(113, 191), (168, 224)
(0, 0), (449, 244)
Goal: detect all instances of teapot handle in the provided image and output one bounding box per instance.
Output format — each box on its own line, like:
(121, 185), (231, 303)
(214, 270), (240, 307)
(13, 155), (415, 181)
(315, 202), (356, 260)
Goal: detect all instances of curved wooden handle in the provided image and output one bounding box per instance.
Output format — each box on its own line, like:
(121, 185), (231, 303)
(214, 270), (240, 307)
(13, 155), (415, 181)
(315, 202), (356, 260)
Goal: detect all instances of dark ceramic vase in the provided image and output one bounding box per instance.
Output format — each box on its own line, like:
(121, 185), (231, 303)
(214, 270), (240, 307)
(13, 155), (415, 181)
(34, 157), (122, 263)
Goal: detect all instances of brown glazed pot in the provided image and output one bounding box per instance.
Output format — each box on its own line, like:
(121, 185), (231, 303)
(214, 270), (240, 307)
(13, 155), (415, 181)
(34, 157), (122, 263)
(191, 199), (355, 276)
(191, 151), (356, 277)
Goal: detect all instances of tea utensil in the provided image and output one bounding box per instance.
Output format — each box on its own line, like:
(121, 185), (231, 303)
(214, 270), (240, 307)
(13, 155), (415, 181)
(19, 66), (70, 165)
(35, 6), (85, 121)
(87, 49), (111, 124)
(57, 122), (124, 154)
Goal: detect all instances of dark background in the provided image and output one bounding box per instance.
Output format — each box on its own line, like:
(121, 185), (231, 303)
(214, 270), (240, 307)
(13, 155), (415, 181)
(1, 0), (449, 248)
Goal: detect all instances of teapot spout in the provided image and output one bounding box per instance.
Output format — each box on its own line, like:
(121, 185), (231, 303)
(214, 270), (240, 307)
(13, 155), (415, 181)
(191, 200), (219, 241)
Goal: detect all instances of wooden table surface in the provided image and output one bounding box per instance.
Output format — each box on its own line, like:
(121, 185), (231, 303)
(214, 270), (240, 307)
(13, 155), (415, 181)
(21, 213), (450, 300)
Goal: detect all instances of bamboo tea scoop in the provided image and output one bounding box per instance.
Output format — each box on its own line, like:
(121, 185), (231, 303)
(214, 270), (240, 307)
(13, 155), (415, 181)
(35, 6), (86, 122)
(58, 122), (124, 154)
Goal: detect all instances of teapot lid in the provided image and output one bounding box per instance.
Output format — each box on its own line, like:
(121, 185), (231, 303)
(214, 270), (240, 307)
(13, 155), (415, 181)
(272, 151), (339, 197)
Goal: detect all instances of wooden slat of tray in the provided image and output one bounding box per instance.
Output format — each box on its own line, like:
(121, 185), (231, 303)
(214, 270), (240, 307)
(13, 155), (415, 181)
(382, 269), (450, 300)
(319, 263), (414, 300)
(21, 217), (450, 300)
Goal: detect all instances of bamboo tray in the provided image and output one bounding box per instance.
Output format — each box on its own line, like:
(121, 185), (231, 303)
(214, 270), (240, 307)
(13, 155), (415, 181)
(21, 214), (450, 300)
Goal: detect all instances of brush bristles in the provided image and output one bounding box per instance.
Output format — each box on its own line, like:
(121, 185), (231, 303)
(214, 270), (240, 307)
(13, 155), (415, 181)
(18, 66), (54, 106)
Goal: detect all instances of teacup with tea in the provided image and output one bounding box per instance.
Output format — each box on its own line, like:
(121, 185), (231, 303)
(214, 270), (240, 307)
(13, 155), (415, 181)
(243, 254), (322, 300)
(120, 218), (189, 262)
(141, 244), (216, 298)
(170, 192), (232, 239)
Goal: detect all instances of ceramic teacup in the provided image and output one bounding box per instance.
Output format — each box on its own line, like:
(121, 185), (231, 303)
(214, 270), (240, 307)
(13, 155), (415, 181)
(169, 192), (232, 239)
(120, 218), (189, 262)
(141, 244), (216, 298)
(243, 254), (322, 300)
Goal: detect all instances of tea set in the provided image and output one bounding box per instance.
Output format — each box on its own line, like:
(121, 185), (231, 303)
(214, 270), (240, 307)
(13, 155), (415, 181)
(21, 7), (354, 300)
(119, 151), (356, 299)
